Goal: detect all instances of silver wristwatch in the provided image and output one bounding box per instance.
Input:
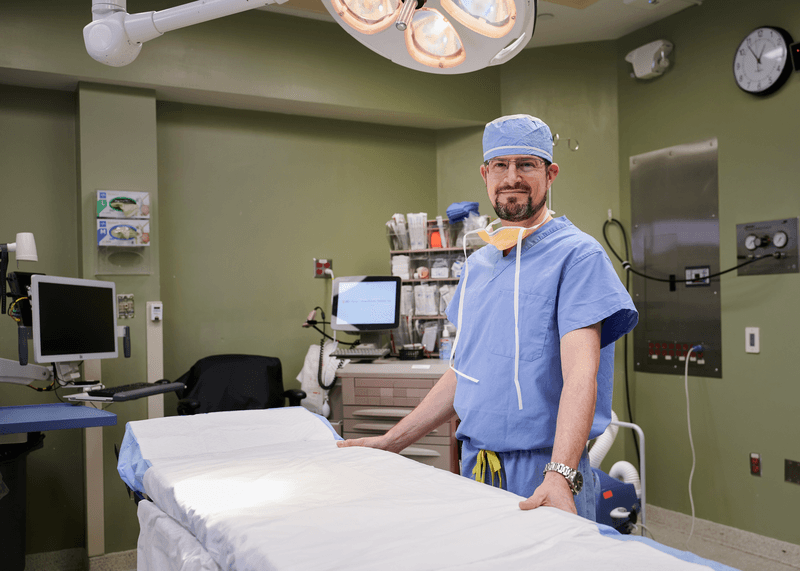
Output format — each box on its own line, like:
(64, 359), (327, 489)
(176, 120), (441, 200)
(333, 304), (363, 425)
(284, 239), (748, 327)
(543, 462), (583, 495)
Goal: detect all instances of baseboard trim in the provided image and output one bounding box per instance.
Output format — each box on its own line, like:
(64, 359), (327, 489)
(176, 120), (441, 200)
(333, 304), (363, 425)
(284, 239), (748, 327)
(647, 505), (800, 568)
(24, 548), (136, 571)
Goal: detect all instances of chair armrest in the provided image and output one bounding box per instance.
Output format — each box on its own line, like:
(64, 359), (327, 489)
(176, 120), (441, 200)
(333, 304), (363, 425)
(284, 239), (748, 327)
(283, 389), (307, 407)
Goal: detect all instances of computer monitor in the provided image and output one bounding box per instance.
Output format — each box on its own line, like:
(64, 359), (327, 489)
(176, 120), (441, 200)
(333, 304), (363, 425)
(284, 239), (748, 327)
(30, 275), (118, 363)
(330, 276), (401, 332)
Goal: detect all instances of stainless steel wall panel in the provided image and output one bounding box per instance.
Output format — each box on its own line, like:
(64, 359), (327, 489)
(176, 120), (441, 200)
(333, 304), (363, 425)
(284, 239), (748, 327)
(630, 139), (721, 378)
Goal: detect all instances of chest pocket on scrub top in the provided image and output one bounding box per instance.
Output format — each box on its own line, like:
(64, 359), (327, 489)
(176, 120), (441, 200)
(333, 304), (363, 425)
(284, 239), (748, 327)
(485, 289), (554, 362)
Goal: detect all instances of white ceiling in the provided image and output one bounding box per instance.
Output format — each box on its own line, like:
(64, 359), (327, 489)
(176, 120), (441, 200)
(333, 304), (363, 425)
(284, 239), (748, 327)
(259, 0), (703, 49)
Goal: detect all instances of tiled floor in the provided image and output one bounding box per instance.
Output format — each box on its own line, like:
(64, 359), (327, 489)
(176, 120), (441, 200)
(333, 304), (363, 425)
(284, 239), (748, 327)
(643, 506), (800, 571)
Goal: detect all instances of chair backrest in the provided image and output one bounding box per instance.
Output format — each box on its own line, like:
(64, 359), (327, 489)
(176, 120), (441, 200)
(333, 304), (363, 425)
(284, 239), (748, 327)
(176, 354), (284, 414)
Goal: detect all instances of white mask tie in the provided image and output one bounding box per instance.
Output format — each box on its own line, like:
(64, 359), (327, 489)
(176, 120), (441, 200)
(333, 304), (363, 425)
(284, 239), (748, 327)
(449, 213), (554, 410)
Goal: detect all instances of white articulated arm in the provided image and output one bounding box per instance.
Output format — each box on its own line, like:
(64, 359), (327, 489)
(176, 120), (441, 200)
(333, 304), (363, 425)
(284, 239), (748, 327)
(84, 0), (288, 67)
(0, 358), (52, 386)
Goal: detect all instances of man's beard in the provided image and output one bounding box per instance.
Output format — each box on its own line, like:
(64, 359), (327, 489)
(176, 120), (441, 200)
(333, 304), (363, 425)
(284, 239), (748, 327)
(493, 184), (548, 223)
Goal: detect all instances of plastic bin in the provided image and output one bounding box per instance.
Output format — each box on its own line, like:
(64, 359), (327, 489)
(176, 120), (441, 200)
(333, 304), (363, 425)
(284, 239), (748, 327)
(0, 432), (45, 571)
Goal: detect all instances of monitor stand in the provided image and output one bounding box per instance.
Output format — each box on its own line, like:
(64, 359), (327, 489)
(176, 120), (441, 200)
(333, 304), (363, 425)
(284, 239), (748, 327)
(357, 331), (390, 349)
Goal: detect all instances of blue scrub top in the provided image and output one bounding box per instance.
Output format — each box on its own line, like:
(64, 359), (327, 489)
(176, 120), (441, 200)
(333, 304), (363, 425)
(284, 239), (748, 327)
(445, 216), (638, 452)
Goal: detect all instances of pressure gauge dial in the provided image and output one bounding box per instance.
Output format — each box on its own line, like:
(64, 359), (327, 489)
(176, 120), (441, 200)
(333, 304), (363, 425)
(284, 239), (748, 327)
(744, 234), (759, 250)
(773, 230), (788, 248)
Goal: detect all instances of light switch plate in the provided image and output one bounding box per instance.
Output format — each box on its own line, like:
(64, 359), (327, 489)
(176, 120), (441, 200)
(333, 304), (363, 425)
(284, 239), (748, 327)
(745, 327), (760, 353)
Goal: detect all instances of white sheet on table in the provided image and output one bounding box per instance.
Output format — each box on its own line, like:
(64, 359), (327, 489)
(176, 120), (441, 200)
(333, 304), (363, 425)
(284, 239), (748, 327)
(142, 440), (717, 571)
(138, 500), (222, 571)
(119, 407), (338, 493)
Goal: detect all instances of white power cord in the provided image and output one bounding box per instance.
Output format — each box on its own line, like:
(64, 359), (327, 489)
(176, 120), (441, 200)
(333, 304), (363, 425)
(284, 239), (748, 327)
(684, 344), (702, 547)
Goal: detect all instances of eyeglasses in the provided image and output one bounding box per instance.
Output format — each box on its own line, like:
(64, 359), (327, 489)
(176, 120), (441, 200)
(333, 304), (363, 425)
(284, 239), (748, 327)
(485, 157), (546, 175)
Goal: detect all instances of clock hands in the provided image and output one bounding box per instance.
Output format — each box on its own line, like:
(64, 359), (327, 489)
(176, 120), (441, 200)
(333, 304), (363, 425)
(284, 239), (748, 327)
(746, 40), (763, 72)
(747, 40), (760, 63)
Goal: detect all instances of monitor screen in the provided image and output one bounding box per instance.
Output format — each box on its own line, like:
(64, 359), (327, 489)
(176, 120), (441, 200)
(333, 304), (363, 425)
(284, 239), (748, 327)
(331, 276), (401, 332)
(31, 275), (118, 363)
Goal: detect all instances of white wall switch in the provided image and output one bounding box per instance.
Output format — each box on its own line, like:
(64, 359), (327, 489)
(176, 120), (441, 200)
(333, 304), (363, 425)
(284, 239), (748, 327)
(745, 327), (760, 353)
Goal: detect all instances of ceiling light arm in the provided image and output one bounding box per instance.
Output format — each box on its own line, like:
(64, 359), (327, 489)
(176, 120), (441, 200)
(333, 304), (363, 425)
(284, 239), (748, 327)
(84, 0), (288, 67)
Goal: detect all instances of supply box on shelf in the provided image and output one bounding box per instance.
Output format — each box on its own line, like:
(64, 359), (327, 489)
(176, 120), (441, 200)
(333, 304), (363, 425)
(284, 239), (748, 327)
(386, 214), (484, 357)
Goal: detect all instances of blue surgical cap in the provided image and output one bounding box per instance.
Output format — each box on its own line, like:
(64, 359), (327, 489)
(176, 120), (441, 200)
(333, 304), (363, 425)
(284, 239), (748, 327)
(482, 114), (553, 163)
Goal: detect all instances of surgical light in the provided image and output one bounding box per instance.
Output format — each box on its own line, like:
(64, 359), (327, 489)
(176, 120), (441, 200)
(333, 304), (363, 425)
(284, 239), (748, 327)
(328, 0), (537, 73)
(82, 0), (536, 74)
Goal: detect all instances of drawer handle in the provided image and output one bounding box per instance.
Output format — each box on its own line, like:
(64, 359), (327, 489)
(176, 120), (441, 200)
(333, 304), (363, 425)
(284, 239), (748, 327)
(400, 447), (441, 458)
(352, 423), (393, 432)
(352, 408), (412, 419)
(352, 423), (439, 436)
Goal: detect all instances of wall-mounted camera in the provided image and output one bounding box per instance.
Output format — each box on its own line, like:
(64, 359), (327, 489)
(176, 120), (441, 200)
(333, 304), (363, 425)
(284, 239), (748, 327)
(625, 39), (673, 80)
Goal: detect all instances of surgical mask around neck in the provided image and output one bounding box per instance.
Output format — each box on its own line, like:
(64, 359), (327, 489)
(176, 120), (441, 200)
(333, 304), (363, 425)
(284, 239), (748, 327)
(476, 214), (553, 251)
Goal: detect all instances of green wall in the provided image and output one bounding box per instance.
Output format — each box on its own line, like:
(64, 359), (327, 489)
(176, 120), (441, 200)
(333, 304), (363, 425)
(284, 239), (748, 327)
(1, 0), (799, 559)
(156, 103), (439, 387)
(616, 0), (800, 543)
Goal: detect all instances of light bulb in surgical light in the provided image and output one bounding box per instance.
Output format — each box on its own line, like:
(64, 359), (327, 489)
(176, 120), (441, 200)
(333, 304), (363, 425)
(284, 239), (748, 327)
(441, 0), (516, 38)
(405, 9), (465, 68)
(332, 0), (401, 34)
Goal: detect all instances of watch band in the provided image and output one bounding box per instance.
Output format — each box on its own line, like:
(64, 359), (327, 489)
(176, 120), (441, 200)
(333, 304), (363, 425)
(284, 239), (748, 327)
(543, 461), (582, 495)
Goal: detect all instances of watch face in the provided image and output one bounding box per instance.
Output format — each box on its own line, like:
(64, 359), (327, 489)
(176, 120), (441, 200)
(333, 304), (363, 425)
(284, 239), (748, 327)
(573, 471), (583, 493)
(733, 26), (794, 96)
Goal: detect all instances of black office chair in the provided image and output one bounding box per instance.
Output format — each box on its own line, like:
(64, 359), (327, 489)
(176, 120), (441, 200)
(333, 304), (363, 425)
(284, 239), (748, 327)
(175, 354), (306, 416)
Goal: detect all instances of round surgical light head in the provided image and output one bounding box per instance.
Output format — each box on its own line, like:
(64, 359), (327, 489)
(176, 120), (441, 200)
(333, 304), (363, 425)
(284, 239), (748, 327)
(330, 0), (401, 34)
(325, 0), (537, 74)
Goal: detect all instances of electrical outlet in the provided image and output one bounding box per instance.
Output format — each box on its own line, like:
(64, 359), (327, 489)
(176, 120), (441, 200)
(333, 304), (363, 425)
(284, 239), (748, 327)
(750, 453), (761, 476)
(118, 294), (134, 318)
(313, 258), (332, 279)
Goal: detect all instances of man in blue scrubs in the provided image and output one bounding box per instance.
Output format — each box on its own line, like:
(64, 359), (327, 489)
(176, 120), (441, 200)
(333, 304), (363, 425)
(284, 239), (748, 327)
(339, 115), (637, 520)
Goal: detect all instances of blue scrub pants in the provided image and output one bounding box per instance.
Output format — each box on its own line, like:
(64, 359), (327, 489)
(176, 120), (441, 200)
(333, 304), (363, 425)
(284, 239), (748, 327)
(461, 440), (596, 521)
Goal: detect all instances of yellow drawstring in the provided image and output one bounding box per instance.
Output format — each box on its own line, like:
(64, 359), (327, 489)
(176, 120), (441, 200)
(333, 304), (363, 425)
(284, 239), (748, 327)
(472, 450), (502, 488)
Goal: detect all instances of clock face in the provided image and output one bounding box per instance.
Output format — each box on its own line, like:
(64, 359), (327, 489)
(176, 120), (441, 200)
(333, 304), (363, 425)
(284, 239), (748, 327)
(733, 26), (794, 96)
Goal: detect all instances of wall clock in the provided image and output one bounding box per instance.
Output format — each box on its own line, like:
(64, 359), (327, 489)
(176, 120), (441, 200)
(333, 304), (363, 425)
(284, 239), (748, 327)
(733, 26), (794, 96)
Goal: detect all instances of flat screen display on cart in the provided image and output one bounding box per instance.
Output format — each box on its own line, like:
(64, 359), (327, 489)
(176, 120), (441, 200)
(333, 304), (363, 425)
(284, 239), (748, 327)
(331, 276), (401, 332)
(31, 275), (118, 363)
